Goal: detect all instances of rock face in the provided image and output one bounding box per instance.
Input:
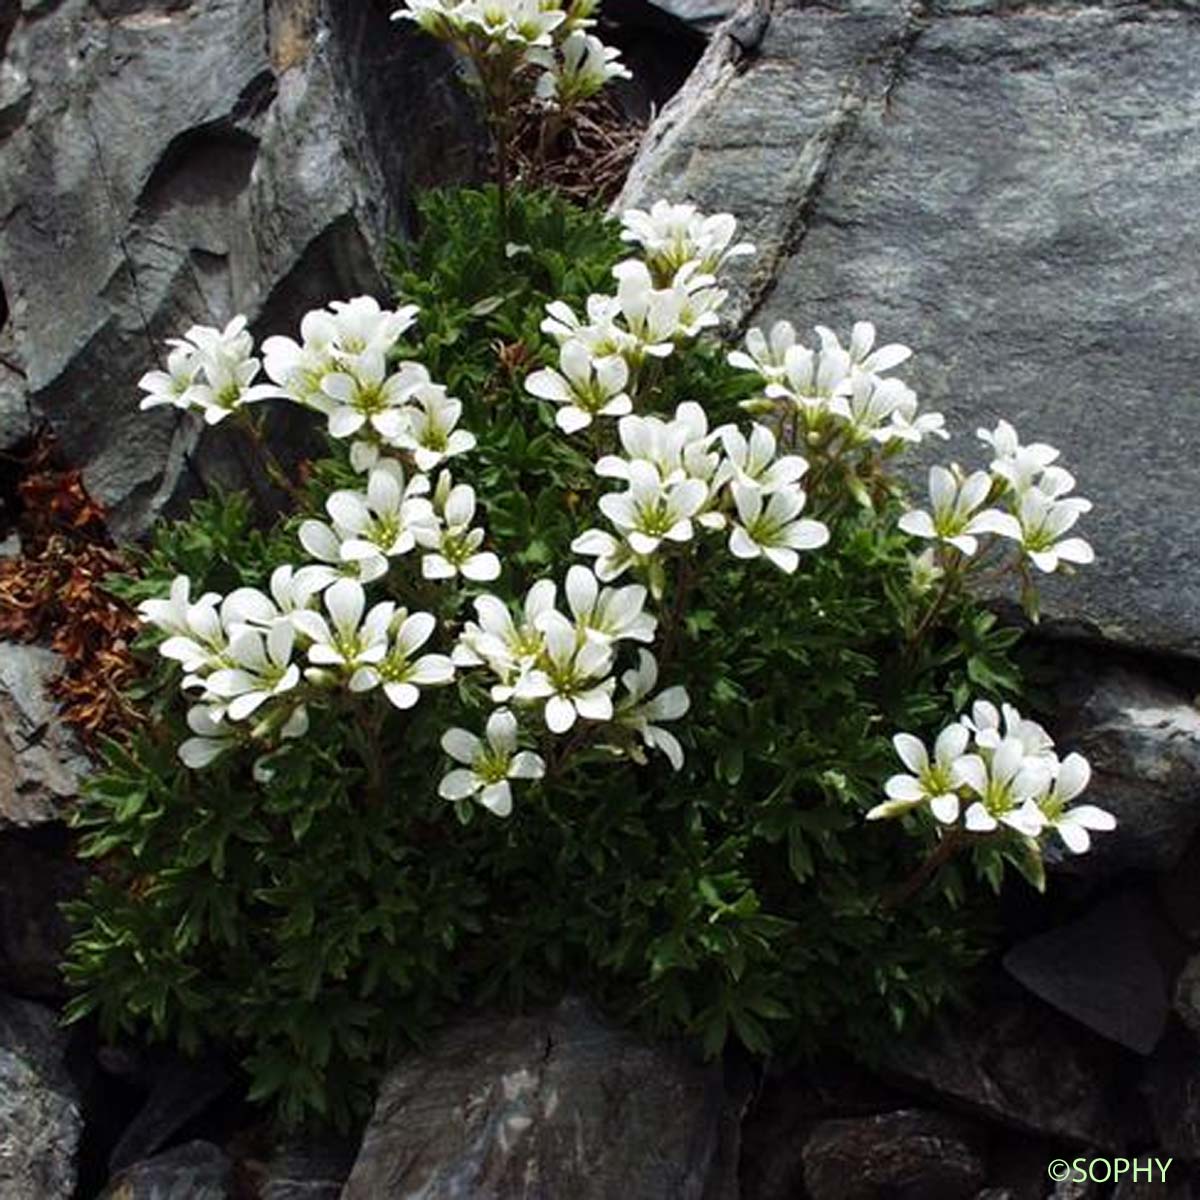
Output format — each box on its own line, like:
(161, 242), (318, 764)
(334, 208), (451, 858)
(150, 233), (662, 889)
(342, 997), (728, 1199)
(1051, 662), (1200, 876)
(1002, 892), (1177, 1055)
(0, 642), (90, 829)
(880, 980), (1129, 1147)
(620, 0), (1200, 658)
(0, 0), (484, 537)
(0, 992), (82, 1200)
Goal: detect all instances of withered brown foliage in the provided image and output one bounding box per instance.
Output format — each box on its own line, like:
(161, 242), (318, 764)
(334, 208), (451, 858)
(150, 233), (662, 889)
(0, 435), (141, 741)
(512, 92), (645, 207)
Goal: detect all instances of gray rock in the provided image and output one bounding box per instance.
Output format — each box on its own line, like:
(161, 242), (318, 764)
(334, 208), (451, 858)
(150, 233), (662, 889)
(0, 992), (82, 1199)
(0, 642), (90, 829)
(621, 0), (1200, 657)
(0, 0), (483, 537)
(802, 1108), (987, 1200)
(98, 1140), (234, 1200)
(0, 832), (85, 999)
(342, 996), (727, 1199)
(1002, 892), (1176, 1055)
(881, 980), (1126, 1146)
(1051, 663), (1200, 875)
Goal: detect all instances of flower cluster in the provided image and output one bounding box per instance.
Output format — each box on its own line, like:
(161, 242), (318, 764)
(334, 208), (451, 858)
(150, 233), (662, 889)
(868, 701), (1116, 856)
(392, 0), (628, 113)
(728, 318), (947, 453)
(138, 317), (284, 426)
(900, 421), (1093, 581)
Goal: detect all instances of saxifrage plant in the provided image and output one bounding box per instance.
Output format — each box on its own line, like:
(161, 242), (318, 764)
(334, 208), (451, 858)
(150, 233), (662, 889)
(62, 2), (1113, 1131)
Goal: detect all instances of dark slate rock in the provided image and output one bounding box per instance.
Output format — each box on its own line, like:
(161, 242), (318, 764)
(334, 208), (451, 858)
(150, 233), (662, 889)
(0, 642), (89, 829)
(0, 992), (82, 1199)
(0, 0), (483, 537)
(1002, 892), (1176, 1054)
(0, 830), (85, 999)
(881, 978), (1128, 1146)
(802, 1108), (987, 1200)
(1144, 1029), (1200, 1160)
(740, 1057), (912, 1200)
(1158, 834), (1200, 944)
(621, 0), (1200, 657)
(342, 996), (727, 1199)
(109, 1053), (236, 1174)
(1176, 954), (1200, 1042)
(1050, 662), (1200, 876)
(98, 1140), (234, 1200)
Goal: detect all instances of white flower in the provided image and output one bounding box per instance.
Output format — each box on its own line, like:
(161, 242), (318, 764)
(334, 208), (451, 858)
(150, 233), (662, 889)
(619, 201), (755, 281)
(415, 475), (501, 582)
(438, 709), (546, 817)
(598, 459), (708, 555)
(673, 263), (728, 338)
(291, 578), (393, 674)
(595, 403), (725, 489)
(614, 649), (689, 770)
(138, 343), (200, 412)
(348, 609), (455, 710)
(536, 30), (630, 105)
(768, 339), (853, 421)
(540, 295), (635, 359)
(512, 610), (614, 732)
(954, 736), (1055, 836)
(178, 705), (238, 769)
(570, 527), (640, 583)
(728, 321), (797, 385)
(319, 353), (424, 442)
(728, 483), (829, 574)
(1036, 752), (1116, 853)
(1009, 487), (1094, 573)
(389, 383), (477, 471)
(977, 420), (1060, 494)
(525, 340), (631, 434)
(612, 261), (685, 360)
(454, 581), (557, 699)
(561, 564), (655, 644)
(325, 296), (419, 361)
(204, 624), (301, 721)
(720, 424), (808, 493)
(137, 575), (220, 639)
(297, 518), (389, 591)
(867, 725), (973, 824)
(815, 321), (911, 376)
(152, 592), (227, 676)
(176, 316), (286, 425)
(898, 465), (1021, 556)
(324, 462), (436, 563)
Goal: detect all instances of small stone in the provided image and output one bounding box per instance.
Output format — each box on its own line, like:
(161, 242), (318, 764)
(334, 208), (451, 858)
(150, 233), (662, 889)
(802, 1108), (986, 1200)
(98, 1141), (234, 1200)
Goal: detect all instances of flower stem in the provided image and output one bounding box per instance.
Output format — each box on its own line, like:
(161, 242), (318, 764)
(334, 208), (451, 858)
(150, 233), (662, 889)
(236, 411), (304, 509)
(880, 827), (967, 913)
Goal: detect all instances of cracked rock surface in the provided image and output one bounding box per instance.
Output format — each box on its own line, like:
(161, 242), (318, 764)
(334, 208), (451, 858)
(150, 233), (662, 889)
(620, 0), (1200, 657)
(0, 0), (483, 537)
(341, 996), (729, 1199)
